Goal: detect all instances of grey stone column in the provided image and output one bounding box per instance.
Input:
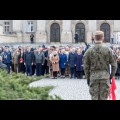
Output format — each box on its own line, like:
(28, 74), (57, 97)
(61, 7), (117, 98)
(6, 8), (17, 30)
(87, 20), (97, 43)
(61, 20), (72, 43)
(113, 20), (120, 43)
(13, 20), (22, 43)
(36, 20), (47, 43)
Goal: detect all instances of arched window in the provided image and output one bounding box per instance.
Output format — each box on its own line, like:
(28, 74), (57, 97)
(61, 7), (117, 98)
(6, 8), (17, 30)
(100, 23), (110, 42)
(50, 23), (60, 42)
(75, 23), (85, 42)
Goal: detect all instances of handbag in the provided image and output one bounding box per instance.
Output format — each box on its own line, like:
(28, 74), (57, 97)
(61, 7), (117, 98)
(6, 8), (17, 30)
(20, 58), (23, 63)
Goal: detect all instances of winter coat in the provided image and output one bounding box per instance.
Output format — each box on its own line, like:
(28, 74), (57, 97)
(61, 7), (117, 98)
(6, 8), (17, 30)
(34, 51), (45, 64)
(44, 50), (48, 66)
(18, 53), (24, 64)
(116, 61), (120, 74)
(68, 52), (76, 68)
(24, 51), (34, 65)
(74, 33), (78, 40)
(59, 53), (67, 69)
(13, 52), (19, 64)
(51, 55), (59, 72)
(75, 54), (84, 71)
(3, 51), (12, 64)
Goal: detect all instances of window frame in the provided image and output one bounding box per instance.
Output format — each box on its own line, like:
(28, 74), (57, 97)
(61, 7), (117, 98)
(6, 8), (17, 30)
(4, 21), (11, 34)
(26, 21), (35, 33)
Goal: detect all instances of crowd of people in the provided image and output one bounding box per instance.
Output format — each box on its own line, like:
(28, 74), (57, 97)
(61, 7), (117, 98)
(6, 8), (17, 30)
(0, 43), (89, 79)
(0, 42), (120, 79)
(110, 45), (120, 79)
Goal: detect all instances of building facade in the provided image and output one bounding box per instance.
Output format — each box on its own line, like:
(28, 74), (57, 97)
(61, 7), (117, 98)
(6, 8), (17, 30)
(0, 20), (120, 44)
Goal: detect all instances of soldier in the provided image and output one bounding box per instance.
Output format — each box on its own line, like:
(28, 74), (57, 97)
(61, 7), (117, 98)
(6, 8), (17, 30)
(83, 31), (117, 100)
(30, 34), (34, 44)
(74, 32), (79, 43)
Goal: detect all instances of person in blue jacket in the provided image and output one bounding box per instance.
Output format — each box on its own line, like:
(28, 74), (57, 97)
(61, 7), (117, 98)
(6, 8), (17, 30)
(2, 47), (12, 74)
(59, 48), (67, 78)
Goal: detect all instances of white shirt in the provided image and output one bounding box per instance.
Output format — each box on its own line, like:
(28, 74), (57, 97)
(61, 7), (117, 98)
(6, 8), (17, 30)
(111, 34), (114, 39)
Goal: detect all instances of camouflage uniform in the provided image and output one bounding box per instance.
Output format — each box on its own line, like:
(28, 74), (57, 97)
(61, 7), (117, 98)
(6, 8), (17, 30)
(83, 43), (117, 100)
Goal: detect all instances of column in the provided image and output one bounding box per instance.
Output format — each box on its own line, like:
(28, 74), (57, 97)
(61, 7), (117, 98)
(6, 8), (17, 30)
(36, 20), (47, 43)
(87, 20), (97, 43)
(113, 20), (120, 43)
(13, 20), (22, 32)
(61, 20), (72, 43)
(13, 20), (22, 43)
(0, 25), (3, 35)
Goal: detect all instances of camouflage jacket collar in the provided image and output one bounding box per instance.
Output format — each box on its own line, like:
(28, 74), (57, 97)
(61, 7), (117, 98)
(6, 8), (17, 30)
(95, 41), (103, 44)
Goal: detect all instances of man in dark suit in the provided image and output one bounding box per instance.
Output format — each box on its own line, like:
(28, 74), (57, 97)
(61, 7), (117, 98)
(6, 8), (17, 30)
(24, 47), (34, 76)
(68, 48), (76, 79)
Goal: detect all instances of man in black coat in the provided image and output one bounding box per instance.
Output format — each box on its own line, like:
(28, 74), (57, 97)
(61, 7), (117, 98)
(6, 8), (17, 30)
(41, 48), (49, 75)
(74, 32), (79, 43)
(84, 42), (91, 54)
(24, 47), (34, 76)
(30, 34), (34, 44)
(30, 47), (36, 75)
(68, 48), (76, 79)
(18, 50), (25, 73)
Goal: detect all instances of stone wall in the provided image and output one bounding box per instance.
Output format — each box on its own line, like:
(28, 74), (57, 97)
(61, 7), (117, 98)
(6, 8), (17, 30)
(0, 35), (17, 43)
(0, 26), (3, 35)
(0, 20), (120, 44)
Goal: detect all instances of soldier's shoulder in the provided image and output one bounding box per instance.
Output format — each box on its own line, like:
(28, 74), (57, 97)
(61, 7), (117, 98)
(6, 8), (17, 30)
(86, 46), (94, 52)
(100, 44), (112, 51)
(102, 44), (110, 48)
(84, 47), (93, 56)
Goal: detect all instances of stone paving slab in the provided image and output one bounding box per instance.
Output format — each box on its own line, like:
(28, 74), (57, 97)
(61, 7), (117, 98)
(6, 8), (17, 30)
(29, 78), (120, 100)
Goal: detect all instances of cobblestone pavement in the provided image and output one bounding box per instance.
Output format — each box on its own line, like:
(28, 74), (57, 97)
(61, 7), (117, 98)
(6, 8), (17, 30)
(29, 78), (120, 100)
